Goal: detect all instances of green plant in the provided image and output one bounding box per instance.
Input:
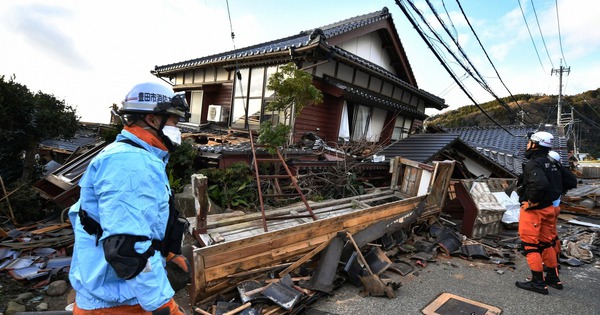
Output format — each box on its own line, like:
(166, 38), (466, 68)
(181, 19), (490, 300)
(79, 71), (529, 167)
(166, 139), (197, 193)
(200, 162), (257, 210)
(168, 169), (183, 194)
(266, 62), (323, 117)
(257, 121), (291, 154)
(258, 62), (323, 151)
(0, 75), (78, 184)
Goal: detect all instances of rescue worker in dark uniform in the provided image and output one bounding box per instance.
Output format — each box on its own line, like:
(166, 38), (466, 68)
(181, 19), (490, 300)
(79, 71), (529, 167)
(516, 131), (564, 294)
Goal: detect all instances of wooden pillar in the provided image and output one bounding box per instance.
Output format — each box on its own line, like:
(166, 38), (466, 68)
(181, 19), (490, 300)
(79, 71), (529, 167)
(389, 156), (401, 191)
(192, 174), (212, 247)
(192, 174), (208, 233)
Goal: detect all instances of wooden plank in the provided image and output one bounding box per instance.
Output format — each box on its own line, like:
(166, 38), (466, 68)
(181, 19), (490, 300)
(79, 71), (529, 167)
(203, 222), (343, 268)
(278, 232), (337, 277)
(30, 223), (72, 235)
(203, 242), (321, 282)
(205, 190), (395, 228)
(199, 196), (423, 263)
(200, 197), (424, 280)
(193, 174), (209, 233)
(189, 246), (206, 305)
(192, 195), (426, 299)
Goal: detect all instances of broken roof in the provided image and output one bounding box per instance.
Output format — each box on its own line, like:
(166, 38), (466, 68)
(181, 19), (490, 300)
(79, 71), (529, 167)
(443, 125), (570, 174)
(377, 133), (517, 178)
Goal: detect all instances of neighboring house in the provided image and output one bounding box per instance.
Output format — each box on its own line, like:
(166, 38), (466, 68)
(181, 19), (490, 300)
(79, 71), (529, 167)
(152, 7), (447, 146)
(442, 125), (569, 175)
(377, 133), (517, 179)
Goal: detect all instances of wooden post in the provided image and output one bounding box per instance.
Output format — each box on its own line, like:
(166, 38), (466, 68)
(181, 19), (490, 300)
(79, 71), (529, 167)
(0, 176), (16, 224)
(192, 174), (208, 234)
(389, 156), (401, 191)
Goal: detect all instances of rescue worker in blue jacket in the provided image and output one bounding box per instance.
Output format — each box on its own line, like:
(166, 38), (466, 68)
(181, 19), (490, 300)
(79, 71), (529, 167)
(516, 131), (564, 294)
(68, 82), (191, 314)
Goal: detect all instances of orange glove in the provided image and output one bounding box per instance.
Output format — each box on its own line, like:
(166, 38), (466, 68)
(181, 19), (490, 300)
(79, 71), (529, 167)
(152, 298), (185, 315)
(521, 201), (539, 210)
(166, 252), (191, 292)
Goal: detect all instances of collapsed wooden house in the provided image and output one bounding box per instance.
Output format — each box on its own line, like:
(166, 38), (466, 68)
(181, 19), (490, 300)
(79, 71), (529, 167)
(186, 157), (455, 304)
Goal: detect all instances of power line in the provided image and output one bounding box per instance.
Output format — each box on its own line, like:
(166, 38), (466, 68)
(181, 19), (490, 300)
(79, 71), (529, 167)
(571, 106), (600, 129)
(583, 99), (600, 120)
(441, 0), (458, 40)
(530, 0), (555, 69)
(453, 0), (537, 126)
(395, 0), (517, 136)
(225, 0), (249, 129)
(518, 0), (547, 73)
(225, 0), (237, 50)
(555, 0), (568, 66)
(426, 0), (514, 115)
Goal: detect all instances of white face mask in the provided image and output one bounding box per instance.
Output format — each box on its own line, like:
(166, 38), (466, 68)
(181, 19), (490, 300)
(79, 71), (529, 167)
(162, 125), (182, 145)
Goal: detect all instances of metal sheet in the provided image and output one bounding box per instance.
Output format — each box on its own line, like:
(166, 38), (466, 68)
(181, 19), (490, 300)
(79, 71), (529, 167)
(262, 281), (302, 310)
(301, 234), (344, 293)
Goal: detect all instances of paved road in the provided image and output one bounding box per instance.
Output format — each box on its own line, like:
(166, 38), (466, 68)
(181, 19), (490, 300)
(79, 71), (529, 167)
(310, 254), (600, 315)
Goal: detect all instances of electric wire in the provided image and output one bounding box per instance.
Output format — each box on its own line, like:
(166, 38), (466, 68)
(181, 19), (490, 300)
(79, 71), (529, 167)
(530, 0), (555, 69)
(395, 0), (516, 136)
(426, 0), (528, 126)
(426, 0), (537, 127)
(455, 0), (537, 125)
(583, 99), (600, 120)
(571, 106), (600, 129)
(441, 0), (458, 41)
(518, 0), (547, 73)
(555, 0), (568, 66)
(225, 0), (249, 130)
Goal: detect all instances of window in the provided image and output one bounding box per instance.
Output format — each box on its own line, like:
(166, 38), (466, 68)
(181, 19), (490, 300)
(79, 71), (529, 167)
(391, 115), (411, 140)
(230, 66), (281, 130)
(347, 104), (385, 142)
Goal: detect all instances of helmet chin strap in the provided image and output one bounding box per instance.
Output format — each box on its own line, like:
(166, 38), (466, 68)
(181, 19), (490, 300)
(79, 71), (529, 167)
(143, 115), (176, 152)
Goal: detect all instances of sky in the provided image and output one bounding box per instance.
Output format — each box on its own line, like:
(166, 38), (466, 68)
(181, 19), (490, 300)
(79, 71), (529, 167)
(1, 0), (599, 124)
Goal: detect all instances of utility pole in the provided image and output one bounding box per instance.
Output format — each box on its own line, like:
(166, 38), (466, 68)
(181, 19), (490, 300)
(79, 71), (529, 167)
(551, 62), (571, 126)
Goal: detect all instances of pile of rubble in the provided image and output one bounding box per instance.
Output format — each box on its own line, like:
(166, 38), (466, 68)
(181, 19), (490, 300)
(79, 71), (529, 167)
(0, 209), (598, 314)
(189, 219), (599, 314)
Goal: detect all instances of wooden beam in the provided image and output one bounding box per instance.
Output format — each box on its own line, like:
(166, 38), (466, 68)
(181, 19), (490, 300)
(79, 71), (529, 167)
(193, 174), (209, 234)
(278, 232), (338, 277)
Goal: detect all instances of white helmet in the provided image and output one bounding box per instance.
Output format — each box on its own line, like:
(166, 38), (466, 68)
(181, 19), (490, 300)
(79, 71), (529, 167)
(120, 82), (190, 120)
(548, 150), (561, 162)
(529, 131), (553, 148)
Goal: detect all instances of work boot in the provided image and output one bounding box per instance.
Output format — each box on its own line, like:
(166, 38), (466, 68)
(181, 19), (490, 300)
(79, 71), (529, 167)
(516, 271), (548, 295)
(545, 267), (563, 290)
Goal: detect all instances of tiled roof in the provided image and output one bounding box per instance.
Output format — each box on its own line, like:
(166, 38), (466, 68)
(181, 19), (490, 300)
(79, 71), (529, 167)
(442, 125), (570, 174)
(327, 78), (427, 119)
(378, 133), (463, 163)
(154, 7), (446, 108)
(40, 137), (98, 153)
(377, 133), (516, 176)
(330, 47), (444, 105)
(154, 9), (390, 73)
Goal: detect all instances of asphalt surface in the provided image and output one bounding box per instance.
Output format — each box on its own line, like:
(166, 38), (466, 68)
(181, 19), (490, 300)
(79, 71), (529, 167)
(310, 252), (600, 315)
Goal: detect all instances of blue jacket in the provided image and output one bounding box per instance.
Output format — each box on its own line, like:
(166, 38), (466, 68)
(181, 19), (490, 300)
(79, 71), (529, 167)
(68, 130), (174, 311)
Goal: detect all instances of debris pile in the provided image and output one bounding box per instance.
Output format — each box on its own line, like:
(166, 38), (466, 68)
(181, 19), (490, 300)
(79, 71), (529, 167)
(0, 220), (73, 313)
